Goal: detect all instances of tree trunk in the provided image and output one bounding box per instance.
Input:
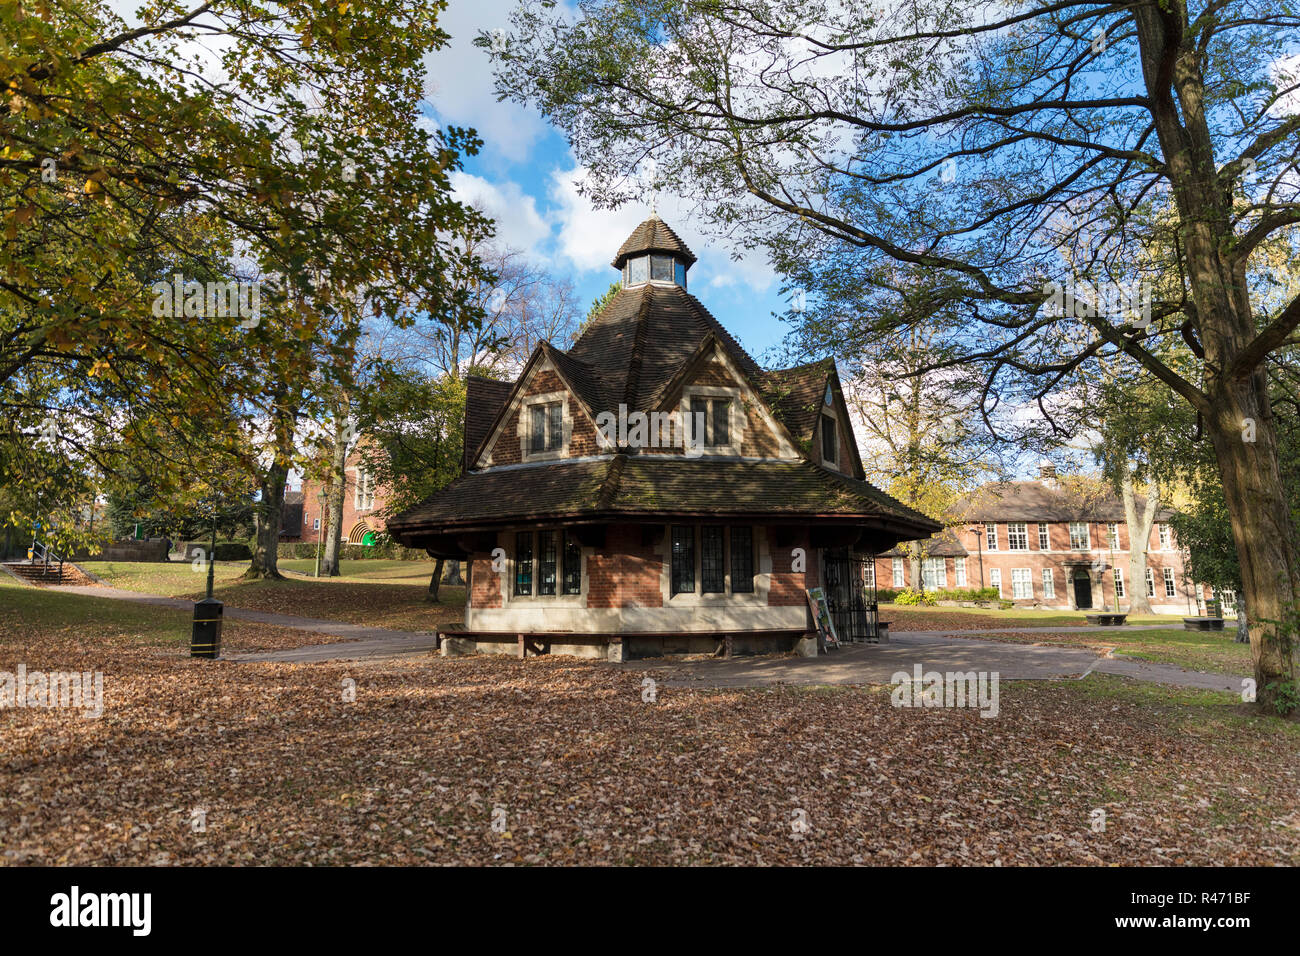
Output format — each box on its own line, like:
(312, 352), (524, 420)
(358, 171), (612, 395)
(1206, 382), (1299, 712)
(1120, 472), (1158, 615)
(426, 554), (445, 602)
(443, 558), (465, 586)
(247, 461), (287, 579)
(320, 420), (350, 577)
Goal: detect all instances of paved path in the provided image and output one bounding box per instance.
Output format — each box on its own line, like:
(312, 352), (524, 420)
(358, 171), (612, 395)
(43, 584), (1244, 690)
(636, 632), (1245, 693)
(48, 584), (439, 661)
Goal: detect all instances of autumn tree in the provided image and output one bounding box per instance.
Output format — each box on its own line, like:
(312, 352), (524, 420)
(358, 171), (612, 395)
(493, 0), (1300, 710)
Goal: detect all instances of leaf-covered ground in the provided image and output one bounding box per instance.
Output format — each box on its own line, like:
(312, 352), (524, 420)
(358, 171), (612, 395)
(2, 611), (1297, 865)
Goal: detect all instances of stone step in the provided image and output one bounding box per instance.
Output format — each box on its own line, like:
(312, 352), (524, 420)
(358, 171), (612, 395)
(2, 562), (96, 587)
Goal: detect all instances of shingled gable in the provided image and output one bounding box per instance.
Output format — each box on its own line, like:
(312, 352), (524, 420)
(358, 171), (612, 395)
(390, 214), (940, 542)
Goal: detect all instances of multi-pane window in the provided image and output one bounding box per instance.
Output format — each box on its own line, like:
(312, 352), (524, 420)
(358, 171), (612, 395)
(986, 524), (999, 550)
(701, 526), (726, 593)
(954, 557), (967, 587)
(1113, 568), (1125, 598)
(514, 531), (533, 596)
(730, 526), (754, 593)
(562, 532), (582, 595)
(1069, 522), (1090, 550)
(1038, 524), (1050, 550)
(651, 255), (674, 282)
(537, 530), (557, 596)
(1145, 568), (1156, 597)
(1163, 566), (1176, 597)
(528, 402), (563, 455)
(1158, 523), (1172, 549)
(354, 470), (375, 510)
(688, 398), (731, 448)
(514, 529), (584, 597)
(670, 525), (753, 595)
(1011, 568), (1033, 599)
(922, 557), (946, 590)
(1042, 568), (1055, 598)
(671, 526), (695, 596)
(1007, 522), (1028, 550)
(1107, 522), (1120, 549)
(863, 559), (875, 589)
(892, 557), (905, 587)
(989, 568), (1003, 598)
(821, 415), (837, 462)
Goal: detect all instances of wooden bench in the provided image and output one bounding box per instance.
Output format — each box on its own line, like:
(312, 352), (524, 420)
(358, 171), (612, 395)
(435, 628), (812, 659)
(1183, 617), (1225, 631)
(1085, 613), (1128, 626)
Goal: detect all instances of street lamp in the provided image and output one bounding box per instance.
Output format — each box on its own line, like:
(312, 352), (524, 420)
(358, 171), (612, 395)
(968, 524), (985, 589)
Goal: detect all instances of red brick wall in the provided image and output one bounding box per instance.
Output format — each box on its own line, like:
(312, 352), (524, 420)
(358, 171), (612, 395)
(768, 528), (811, 605)
(468, 552), (502, 609)
(290, 446), (387, 545)
(482, 369), (601, 467)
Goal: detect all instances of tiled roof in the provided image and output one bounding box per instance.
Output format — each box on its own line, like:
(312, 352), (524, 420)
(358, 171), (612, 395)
(463, 376), (513, 472)
(758, 359), (834, 446)
(952, 480), (1176, 522)
(387, 455), (941, 535)
(611, 215), (697, 267)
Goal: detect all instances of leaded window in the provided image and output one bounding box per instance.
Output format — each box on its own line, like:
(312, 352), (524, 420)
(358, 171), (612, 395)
(514, 531), (533, 596)
(730, 526), (754, 592)
(671, 525), (695, 595)
(538, 530), (557, 595)
(562, 532), (582, 595)
(701, 526), (725, 593)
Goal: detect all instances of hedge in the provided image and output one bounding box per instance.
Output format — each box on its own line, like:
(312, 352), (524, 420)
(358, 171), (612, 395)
(274, 541), (435, 561)
(180, 540), (251, 561)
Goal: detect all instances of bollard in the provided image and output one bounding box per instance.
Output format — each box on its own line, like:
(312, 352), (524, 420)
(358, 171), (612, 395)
(191, 597), (223, 658)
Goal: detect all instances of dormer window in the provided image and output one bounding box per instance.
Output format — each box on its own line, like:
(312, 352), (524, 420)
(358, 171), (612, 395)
(528, 402), (563, 455)
(821, 414), (837, 464)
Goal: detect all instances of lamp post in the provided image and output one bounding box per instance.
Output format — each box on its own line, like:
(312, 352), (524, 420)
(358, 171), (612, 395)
(968, 524), (985, 589)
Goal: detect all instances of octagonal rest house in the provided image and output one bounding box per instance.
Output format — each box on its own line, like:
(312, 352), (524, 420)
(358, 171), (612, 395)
(386, 215), (941, 660)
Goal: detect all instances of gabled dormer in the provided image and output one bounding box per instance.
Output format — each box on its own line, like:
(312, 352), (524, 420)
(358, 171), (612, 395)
(759, 359), (865, 479)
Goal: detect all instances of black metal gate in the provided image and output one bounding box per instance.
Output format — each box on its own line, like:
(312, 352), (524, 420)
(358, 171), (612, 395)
(821, 549), (881, 643)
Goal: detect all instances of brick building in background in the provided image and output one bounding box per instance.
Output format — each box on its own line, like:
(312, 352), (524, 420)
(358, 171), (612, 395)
(280, 447), (388, 548)
(879, 463), (1208, 615)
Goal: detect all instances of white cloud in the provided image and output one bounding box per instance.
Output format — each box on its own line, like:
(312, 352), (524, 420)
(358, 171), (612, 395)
(423, 1), (549, 165)
(547, 163), (777, 295)
(450, 171), (550, 255)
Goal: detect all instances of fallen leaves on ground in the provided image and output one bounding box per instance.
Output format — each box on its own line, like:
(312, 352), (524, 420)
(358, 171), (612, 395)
(1, 628), (1297, 866)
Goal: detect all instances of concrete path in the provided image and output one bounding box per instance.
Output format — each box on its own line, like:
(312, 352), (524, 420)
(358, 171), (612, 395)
(635, 632), (1246, 693)
(42, 584), (1244, 690)
(47, 584), (439, 661)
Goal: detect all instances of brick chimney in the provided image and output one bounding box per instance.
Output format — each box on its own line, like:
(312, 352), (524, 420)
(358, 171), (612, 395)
(1038, 461), (1058, 484)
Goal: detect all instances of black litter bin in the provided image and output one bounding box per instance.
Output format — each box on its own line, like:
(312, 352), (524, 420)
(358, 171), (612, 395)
(191, 597), (223, 658)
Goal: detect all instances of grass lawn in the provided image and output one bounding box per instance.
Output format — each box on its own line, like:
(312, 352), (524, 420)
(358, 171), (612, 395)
(0, 575), (334, 654)
(884, 604), (1175, 629)
(78, 559), (464, 633)
(1, 581), (1297, 865)
(958, 627), (1253, 676)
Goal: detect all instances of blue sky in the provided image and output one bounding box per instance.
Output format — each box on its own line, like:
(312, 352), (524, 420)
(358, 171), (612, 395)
(423, 2), (796, 365)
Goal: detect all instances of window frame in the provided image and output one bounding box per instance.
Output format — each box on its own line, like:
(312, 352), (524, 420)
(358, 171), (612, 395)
(989, 567), (1003, 598)
(1068, 521), (1091, 550)
(820, 413), (838, 465)
(1038, 524), (1050, 550)
(954, 557), (967, 587)
(1007, 522), (1028, 551)
(1042, 568), (1055, 598)
(986, 524), (999, 551)
(892, 557), (905, 588)
(1011, 568), (1033, 599)
(514, 531), (534, 597)
(1163, 566), (1176, 597)
(1113, 567), (1125, 598)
